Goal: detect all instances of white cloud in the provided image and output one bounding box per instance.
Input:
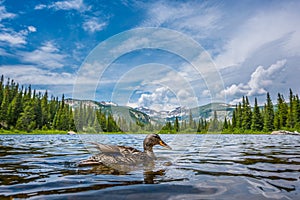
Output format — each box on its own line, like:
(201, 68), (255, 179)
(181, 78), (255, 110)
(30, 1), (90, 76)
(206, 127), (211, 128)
(140, 1), (300, 77)
(94, 62), (201, 110)
(34, 1), (105, 34)
(20, 41), (66, 69)
(83, 17), (107, 33)
(34, 4), (47, 10)
(202, 89), (211, 97)
(0, 24), (36, 46)
(229, 97), (243, 106)
(0, 65), (75, 85)
(137, 87), (176, 111)
(142, 1), (221, 39)
(135, 85), (198, 111)
(248, 59), (287, 96)
(35, 0), (89, 12)
(52, 0), (86, 10)
(28, 26), (37, 32)
(215, 2), (300, 68)
(0, 5), (28, 46)
(0, 5), (16, 21)
(0, 32), (26, 45)
(75, 61), (105, 84)
(221, 84), (250, 97)
(221, 59), (287, 102)
(110, 37), (150, 56)
(121, 66), (199, 110)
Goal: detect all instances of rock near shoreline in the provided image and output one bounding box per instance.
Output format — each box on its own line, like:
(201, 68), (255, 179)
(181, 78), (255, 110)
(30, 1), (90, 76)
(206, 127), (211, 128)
(271, 130), (300, 135)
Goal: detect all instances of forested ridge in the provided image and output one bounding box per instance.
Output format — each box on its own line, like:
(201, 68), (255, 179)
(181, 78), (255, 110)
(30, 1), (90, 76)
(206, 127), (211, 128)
(0, 75), (76, 132)
(0, 75), (127, 133)
(228, 90), (300, 133)
(157, 90), (300, 133)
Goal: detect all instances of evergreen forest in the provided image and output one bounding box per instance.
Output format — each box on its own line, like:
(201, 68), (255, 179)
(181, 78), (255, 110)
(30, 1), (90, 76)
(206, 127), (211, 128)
(160, 90), (300, 133)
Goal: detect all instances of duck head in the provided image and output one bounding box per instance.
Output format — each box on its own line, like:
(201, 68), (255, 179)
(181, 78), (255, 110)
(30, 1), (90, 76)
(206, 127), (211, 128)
(143, 134), (172, 152)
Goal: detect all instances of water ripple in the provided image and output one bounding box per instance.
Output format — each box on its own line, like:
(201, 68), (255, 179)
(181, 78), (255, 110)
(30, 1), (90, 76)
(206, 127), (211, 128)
(0, 134), (299, 199)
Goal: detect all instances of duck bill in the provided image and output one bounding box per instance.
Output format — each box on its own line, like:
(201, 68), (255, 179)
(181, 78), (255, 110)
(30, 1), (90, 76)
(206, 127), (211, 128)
(159, 140), (172, 150)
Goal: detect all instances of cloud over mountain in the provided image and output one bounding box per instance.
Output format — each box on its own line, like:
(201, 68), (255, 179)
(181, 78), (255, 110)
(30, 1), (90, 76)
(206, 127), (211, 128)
(221, 60), (287, 104)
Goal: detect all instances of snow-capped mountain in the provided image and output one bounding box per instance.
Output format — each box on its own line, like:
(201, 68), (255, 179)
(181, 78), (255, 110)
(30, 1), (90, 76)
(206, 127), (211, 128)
(135, 106), (188, 119)
(100, 101), (118, 106)
(136, 103), (235, 122)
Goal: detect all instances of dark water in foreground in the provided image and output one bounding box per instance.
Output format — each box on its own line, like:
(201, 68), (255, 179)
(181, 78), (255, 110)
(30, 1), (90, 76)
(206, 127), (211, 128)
(0, 134), (299, 200)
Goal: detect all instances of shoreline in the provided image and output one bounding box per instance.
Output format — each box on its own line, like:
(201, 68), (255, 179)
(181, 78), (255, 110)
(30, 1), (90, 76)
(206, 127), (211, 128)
(1, 129), (299, 135)
(0, 130), (272, 135)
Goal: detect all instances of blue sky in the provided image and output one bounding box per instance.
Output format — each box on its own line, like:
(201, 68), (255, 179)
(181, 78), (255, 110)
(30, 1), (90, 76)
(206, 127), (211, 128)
(1, 0), (300, 111)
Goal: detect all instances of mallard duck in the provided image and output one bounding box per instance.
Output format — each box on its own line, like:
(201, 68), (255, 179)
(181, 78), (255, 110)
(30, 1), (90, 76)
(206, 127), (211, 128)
(79, 134), (171, 166)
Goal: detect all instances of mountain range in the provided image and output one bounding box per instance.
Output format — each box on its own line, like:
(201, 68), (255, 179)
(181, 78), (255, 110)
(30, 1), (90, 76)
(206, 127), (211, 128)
(65, 98), (235, 124)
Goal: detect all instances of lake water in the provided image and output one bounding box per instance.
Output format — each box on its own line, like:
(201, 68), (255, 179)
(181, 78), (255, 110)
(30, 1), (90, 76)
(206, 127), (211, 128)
(0, 134), (299, 199)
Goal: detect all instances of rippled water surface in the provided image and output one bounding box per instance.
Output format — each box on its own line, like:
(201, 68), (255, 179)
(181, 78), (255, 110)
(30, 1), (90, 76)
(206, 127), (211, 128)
(0, 134), (299, 199)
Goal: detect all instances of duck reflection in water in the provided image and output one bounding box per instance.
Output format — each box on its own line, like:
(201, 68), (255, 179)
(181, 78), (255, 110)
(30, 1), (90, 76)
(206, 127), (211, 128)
(78, 134), (171, 182)
(80, 164), (166, 184)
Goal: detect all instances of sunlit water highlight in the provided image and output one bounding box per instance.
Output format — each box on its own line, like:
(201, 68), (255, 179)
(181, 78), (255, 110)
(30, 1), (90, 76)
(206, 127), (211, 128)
(0, 134), (299, 199)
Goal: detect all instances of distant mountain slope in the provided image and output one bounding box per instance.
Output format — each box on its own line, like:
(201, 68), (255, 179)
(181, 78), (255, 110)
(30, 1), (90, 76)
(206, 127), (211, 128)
(65, 98), (150, 125)
(191, 102), (235, 120)
(136, 102), (236, 123)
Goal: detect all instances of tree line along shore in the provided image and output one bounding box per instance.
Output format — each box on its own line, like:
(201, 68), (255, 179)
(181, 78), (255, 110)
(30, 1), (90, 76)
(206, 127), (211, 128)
(0, 75), (299, 134)
(158, 89), (300, 134)
(0, 75), (120, 133)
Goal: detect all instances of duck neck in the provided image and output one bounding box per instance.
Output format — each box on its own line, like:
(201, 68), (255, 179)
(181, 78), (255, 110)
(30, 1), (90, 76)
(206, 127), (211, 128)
(145, 149), (156, 159)
(143, 145), (156, 159)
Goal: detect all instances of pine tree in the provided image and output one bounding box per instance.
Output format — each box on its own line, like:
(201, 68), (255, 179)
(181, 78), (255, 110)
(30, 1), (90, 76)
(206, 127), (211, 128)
(293, 95), (300, 129)
(223, 117), (228, 130)
(263, 92), (274, 131)
(197, 119), (202, 133)
(236, 103), (242, 128)
(210, 110), (219, 132)
(106, 113), (119, 132)
(193, 120), (197, 130)
(188, 110), (193, 128)
(0, 86), (10, 128)
(16, 101), (36, 132)
(287, 89), (294, 128)
(68, 108), (76, 132)
(0, 75), (4, 107)
(242, 96), (252, 130)
(174, 116), (179, 132)
(48, 96), (59, 128)
(96, 109), (106, 132)
(53, 94), (70, 130)
(274, 110), (280, 130)
(41, 91), (49, 129)
(251, 98), (263, 131)
(160, 121), (172, 133)
(7, 89), (23, 127)
(34, 93), (42, 129)
(232, 106), (237, 129)
(93, 114), (101, 133)
(277, 93), (288, 128)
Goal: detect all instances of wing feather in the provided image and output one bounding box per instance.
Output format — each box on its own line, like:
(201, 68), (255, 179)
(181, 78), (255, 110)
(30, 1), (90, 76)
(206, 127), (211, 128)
(90, 142), (142, 156)
(90, 142), (121, 153)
